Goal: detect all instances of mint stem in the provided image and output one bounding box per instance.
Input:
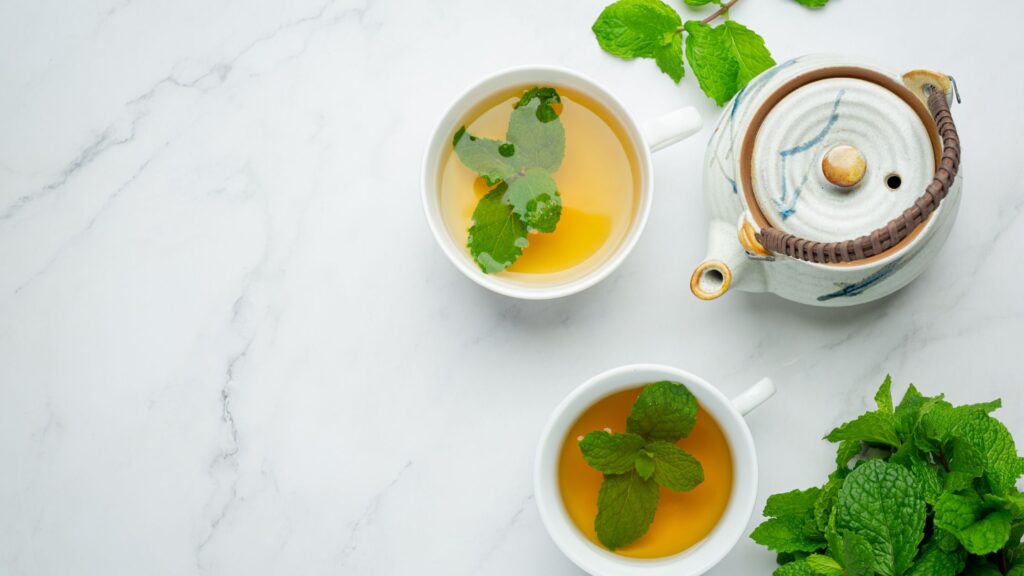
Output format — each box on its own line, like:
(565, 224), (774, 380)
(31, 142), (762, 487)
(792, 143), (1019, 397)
(701, 0), (738, 23)
(677, 0), (740, 31)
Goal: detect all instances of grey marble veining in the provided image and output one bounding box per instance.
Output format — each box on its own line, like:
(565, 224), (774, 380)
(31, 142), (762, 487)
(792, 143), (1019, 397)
(1, 0), (1022, 574)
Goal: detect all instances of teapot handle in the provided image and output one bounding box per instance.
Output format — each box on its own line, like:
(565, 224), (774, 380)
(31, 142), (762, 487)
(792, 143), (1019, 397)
(755, 84), (960, 264)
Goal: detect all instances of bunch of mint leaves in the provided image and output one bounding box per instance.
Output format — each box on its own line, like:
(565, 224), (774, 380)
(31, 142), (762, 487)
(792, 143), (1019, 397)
(751, 376), (1024, 576)
(453, 87), (565, 274)
(579, 381), (705, 550)
(591, 0), (830, 105)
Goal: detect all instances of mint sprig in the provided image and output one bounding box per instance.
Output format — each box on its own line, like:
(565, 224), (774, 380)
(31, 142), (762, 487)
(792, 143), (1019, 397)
(453, 87), (566, 273)
(751, 377), (1024, 576)
(579, 381), (705, 550)
(592, 0), (831, 105)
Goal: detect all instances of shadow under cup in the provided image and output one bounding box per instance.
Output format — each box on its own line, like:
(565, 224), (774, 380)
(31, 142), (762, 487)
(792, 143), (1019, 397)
(421, 67), (654, 300)
(535, 365), (761, 576)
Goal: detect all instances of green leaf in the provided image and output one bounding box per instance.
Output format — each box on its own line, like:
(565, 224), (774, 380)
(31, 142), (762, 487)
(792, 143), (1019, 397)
(505, 168), (562, 233)
(873, 375), (895, 415)
(907, 456), (943, 505)
(814, 481), (841, 533)
(840, 531), (876, 576)
(467, 184), (529, 273)
(595, 470), (660, 550)
(945, 438), (985, 492)
(834, 440), (862, 475)
(682, 0), (716, 6)
(751, 516), (826, 554)
(836, 460), (926, 576)
(826, 411), (901, 448)
(579, 430), (647, 475)
(635, 450), (655, 480)
(716, 20), (776, 88)
(934, 492), (1012, 555)
(805, 554), (842, 576)
(950, 409), (1022, 496)
(592, 0), (684, 83)
(904, 538), (966, 576)
(767, 488), (822, 518)
(626, 381), (698, 442)
(452, 128), (518, 186)
(507, 90), (565, 172)
(646, 441), (703, 491)
(653, 40), (684, 83)
(894, 384), (929, 440)
(683, 20), (737, 105)
(775, 559), (819, 576)
(793, 0), (829, 7)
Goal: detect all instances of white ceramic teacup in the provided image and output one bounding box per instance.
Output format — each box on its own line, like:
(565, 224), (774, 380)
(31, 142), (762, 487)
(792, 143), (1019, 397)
(421, 66), (702, 299)
(534, 364), (775, 576)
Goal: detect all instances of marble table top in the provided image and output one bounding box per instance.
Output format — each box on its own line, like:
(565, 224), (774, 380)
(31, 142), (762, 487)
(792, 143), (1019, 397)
(2, 0), (1022, 574)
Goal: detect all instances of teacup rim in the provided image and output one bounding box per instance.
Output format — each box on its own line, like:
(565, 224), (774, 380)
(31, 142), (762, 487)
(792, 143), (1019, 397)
(419, 64), (655, 300)
(533, 363), (760, 576)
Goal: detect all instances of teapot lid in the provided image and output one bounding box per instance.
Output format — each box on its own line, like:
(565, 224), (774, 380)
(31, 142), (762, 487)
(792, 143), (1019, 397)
(748, 76), (936, 243)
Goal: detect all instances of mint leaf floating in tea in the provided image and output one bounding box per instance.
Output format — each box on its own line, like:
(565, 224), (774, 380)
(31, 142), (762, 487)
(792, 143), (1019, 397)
(578, 381), (705, 550)
(592, 0), (685, 83)
(452, 128), (518, 186)
(595, 470), (661, 550)
(467, 184), (529, 274)
(452, 87), (567, 273)
(645, 441), (703, 491)
(626, 380), (698, 441)
(579, 431), (647, 475)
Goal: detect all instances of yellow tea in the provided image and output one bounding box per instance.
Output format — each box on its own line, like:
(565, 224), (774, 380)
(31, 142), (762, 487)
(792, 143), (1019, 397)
(558, 387), (733, 558)
(438, 86), (639, 282)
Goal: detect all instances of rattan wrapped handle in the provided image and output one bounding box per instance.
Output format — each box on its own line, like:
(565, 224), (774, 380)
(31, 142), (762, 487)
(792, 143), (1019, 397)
(756, 86), (960, 264)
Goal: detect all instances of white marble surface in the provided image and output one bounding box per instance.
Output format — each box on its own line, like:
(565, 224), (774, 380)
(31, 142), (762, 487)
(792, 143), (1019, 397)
(1, 0), (1022, 574)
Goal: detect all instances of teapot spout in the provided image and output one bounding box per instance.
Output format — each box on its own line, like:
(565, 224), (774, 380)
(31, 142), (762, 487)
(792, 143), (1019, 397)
(691, 220), (763, 300)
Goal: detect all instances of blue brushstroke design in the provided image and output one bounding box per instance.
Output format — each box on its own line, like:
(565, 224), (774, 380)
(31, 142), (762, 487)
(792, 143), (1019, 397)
(816, 260), (903, 302)
(715, 59), (800, 193)
(775, 89), (845, 217)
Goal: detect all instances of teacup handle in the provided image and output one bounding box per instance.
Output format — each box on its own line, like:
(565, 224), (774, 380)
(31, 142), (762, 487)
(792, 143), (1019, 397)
(643, 107), (702, 152)
(731, 377), (776, 416)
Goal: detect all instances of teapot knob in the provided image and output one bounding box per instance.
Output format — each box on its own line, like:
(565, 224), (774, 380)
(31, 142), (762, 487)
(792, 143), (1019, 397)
(821, 144), (866, 188)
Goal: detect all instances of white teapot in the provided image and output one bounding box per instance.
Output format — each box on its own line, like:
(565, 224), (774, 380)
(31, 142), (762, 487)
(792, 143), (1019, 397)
(692, 55), (961, 306)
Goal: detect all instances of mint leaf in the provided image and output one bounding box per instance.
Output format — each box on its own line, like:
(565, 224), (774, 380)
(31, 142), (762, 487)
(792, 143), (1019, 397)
(950, 409), (1023, 496)
(794, 0), (829, 6)
(592, 0), (684, 83)
(775, 560), (818, 576)
(626, 381), (697, 441)
(907, 457), (943, 505)
(873, 375), (895, 415)
(646, 441), (703, 491)
(507, 91), (565, 172)
(805, 554), (843, 576)
(751, 515), (825, 554)
(595, 470), (660, 550)
(826, 411), (900, 447)
(945, 438), (985, 492)
(682, 0), (717, 6)
(834, 439), (862, 474)
(841, 531), (876, 576)
(766, 488), (822, 518)
(934, 492), (1012, 555)
(904, 539), (966, 576)
(683, 20), (737, 105)
(453, 128), (518, 186)
(579, 431), (647, 475)
(814, 481), (841, 533)
(836, 460), (926, 576)
(752, 487), (827, 554)
(467, 184), (528, 273)
(505, 168), (562, 233)
(654, 40), (684, 83)
(717, 20), (775, 87)
(635, 450), (655, 480)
